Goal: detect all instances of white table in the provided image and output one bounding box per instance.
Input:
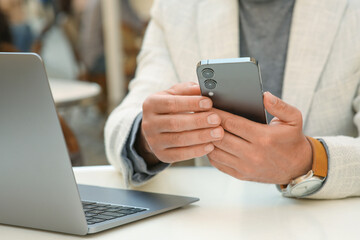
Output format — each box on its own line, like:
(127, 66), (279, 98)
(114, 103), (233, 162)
(49, 78), (101, 108)
(1, 166), (359, 239)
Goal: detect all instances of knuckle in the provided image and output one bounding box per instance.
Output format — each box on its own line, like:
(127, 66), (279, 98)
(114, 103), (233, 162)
(168, 133), (182, 146)
(194, 115), (205, 128)
(193, 145), (207, 158)
(141, 120), (151, 132)
(168, 117), (180, 131)
(189, 98), (199, 110)
(142, 98), (152, 112)
(207, 147), (218, 159)
(277, 100), (288, 112)
(222, 117), (233, 130)
(294, 111), (303, 124)
(182, 98), (198, 111)
(198, 130), (210, 142)
(212, 138), (224, 149)
(164, 97), (177, 113)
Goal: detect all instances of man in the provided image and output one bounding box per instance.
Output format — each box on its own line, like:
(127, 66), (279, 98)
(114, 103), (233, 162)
(105, 0), (360, 199)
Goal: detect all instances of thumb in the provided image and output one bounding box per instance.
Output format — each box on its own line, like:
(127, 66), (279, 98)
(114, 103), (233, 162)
(263, 92), (302, 124)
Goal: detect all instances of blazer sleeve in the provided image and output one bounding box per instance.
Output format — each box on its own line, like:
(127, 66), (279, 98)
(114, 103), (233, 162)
(104, 0), (180, 187)
(308, 81), (360, 199)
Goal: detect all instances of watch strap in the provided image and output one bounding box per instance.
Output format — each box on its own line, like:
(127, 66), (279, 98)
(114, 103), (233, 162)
(306, 136), (328, 178)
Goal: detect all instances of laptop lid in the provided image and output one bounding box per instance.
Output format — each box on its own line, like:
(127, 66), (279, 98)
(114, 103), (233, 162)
(0, 53), (88, 235)
(0, 53), (199, 235)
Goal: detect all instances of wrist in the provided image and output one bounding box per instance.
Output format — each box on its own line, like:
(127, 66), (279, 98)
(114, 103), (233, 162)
(279, 136), (328, 197)
(134, 127), (161, 167)
(287, 136), (313, 182)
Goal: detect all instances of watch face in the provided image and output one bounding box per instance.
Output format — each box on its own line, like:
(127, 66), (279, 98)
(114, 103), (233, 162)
(290, 179), (323, 197)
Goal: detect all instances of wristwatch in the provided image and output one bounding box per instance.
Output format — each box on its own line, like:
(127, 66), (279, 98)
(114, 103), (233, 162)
(280, 137), (328, 198)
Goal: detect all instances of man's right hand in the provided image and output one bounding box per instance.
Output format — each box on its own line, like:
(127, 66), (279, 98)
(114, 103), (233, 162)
(138, 82), (224, 165)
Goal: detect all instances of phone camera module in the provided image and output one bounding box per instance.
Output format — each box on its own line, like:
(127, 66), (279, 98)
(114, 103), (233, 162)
(204, 79), (217, 89)
(202, 68), (214, 79)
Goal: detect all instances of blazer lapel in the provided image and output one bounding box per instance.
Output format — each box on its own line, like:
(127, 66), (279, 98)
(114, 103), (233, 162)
(282, 0), (348, 122)
(197, 0), (239, 60)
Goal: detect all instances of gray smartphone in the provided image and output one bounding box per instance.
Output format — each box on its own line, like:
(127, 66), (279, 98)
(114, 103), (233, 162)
(196, 57), (267, 124)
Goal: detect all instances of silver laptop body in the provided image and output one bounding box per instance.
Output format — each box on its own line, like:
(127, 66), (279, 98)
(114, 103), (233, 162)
(0, 53), (199, 235)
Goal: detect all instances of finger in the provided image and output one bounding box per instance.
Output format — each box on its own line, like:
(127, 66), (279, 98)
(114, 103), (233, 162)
(164, 82), (201, 96)
(210, 156), (275, 183)
(209, 158), (271, 183)
(160, 126), (224, 148)
(208, 154), (245, 180)
(208, 147), (242, 168)
(208, 148), (257, 182)
(211, 136), (278, 183)
(212, 108), (265, 142)
(212, 131), (251, 157)
(263, 92), (302, 125)
(148, 95), (213, 114)
(160, 143), (215, 163)
(156, 112), (221, 132)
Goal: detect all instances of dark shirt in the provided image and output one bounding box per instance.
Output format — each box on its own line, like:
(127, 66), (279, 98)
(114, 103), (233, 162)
(239, 0), (295, 99)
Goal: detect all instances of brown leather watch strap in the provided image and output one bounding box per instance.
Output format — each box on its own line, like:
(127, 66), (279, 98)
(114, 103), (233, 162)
(306, 136), (328, 178)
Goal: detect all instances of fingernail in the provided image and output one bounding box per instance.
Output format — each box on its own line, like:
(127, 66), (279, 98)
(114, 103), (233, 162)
(266, 92), (277, 105)
(204, 144), (214, 152)
(199, 99), (212, 109)
(207, 114), (220, 124)
(211, 128), (222, 138)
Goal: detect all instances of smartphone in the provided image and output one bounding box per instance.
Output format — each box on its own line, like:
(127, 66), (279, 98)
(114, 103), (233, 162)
(196, 57), (267, 124)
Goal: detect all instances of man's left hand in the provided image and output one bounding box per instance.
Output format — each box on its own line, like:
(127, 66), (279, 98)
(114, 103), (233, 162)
(208, 92), (312, 185)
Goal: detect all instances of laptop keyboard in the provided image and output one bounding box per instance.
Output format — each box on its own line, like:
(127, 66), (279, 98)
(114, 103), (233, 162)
(82, 201), (148, 225)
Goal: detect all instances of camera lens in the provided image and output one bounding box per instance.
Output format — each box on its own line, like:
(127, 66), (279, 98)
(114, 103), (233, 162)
(204, 79), (217, 89)
(202, 68), (214, 79)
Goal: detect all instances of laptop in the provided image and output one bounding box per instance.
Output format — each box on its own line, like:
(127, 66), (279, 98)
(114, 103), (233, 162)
(0, 53), (199, 235)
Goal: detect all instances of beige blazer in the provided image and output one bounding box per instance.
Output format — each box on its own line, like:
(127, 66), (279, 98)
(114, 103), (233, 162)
(105, 0), (360, 199)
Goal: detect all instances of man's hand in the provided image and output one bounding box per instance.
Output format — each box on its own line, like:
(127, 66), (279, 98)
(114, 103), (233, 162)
(208, 92), (312, 185)
(138, 82), (224, 165)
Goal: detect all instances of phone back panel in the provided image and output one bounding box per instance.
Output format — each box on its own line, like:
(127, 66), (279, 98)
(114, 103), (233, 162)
(197, 58), (267, 124)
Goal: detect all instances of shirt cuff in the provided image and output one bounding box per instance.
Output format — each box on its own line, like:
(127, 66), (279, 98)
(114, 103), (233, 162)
(122, 112), (169, 184)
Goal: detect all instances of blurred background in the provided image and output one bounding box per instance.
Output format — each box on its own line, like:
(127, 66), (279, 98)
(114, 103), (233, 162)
(0, 0), (153, 166)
